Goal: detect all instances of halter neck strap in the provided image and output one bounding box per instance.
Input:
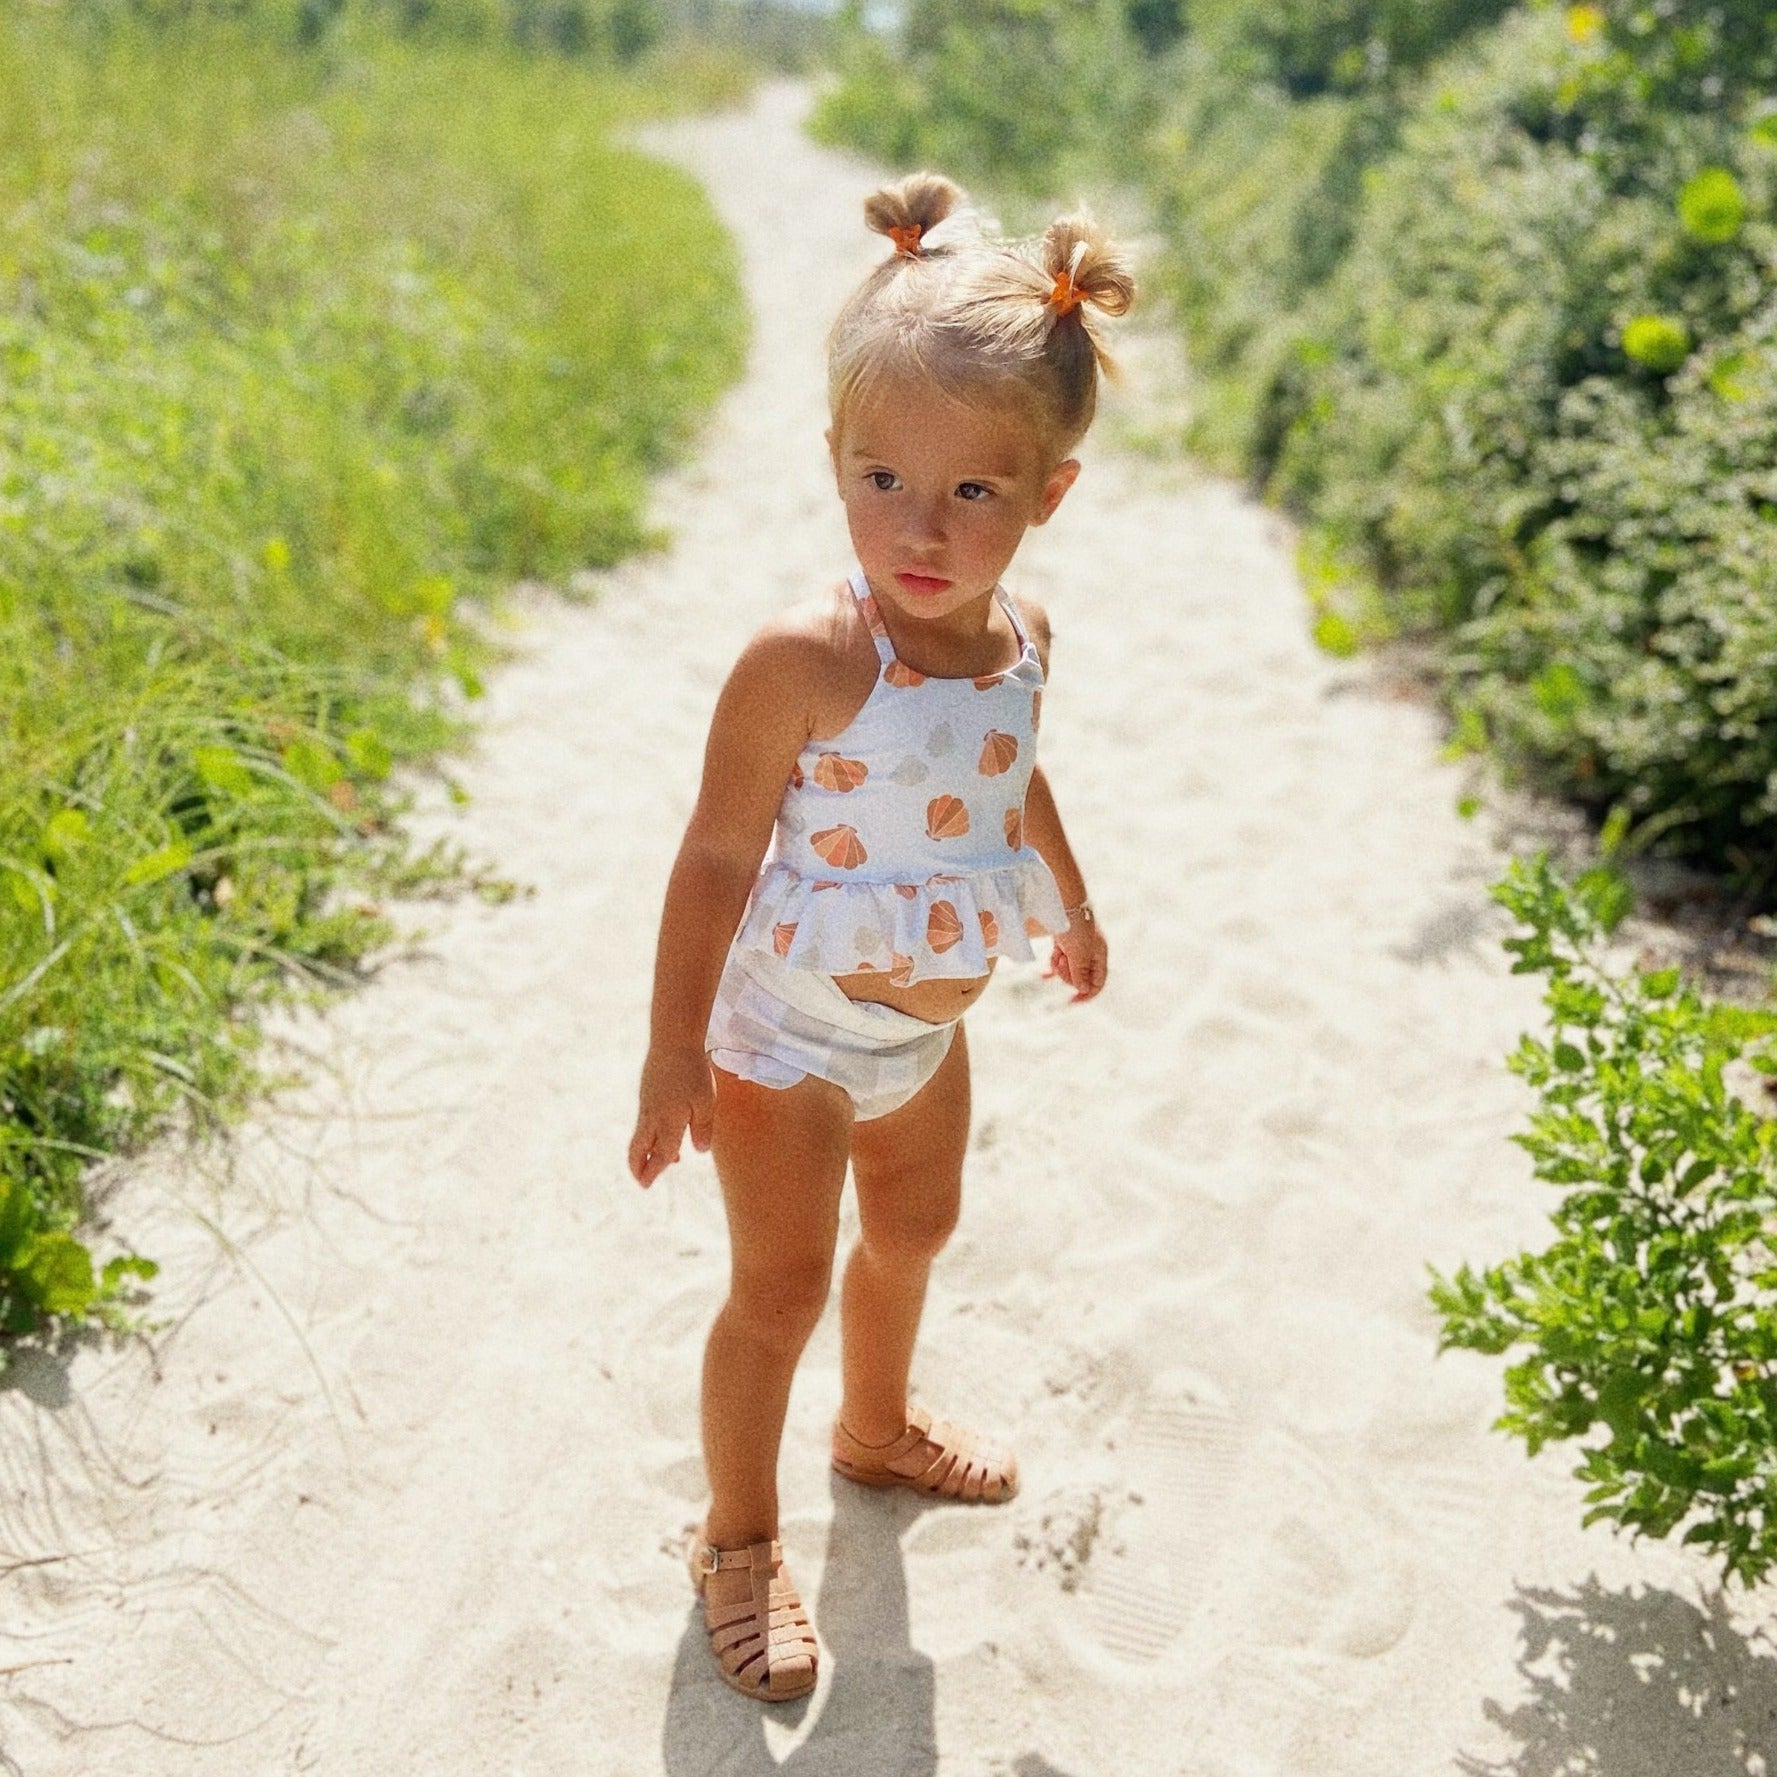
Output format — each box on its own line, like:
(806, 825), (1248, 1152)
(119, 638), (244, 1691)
(846, 568), (1036, 674)
(846, 568), (898, 665)
(994, 583), (1033, 656)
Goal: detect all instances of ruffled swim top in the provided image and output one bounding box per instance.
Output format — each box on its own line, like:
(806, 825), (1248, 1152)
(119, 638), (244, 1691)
(734, 569), (1068, 986)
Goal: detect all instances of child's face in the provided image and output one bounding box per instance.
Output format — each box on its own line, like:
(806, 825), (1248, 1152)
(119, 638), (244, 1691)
(828, 375), (1079, 624)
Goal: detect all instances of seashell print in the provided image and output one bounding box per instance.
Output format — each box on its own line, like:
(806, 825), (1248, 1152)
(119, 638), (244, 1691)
(852, 959), (882, 972)
(859, 593), (889, 640)
(890, 755), (930, 786)
(925, 722), (954, 757)
(772, 922), (798, 958)
(789, 762), (805, 790)
(1030, 688), (1042, 731)
(979, 909), (1000, 949)
(927, 900), (963, 953)
(884, 659), (926, 688)
(1024, 915), (1048, 938)
(1004, 807), (1023, 850)
(978, 730), (1018, 776)
(972, 672), (1005, 691)
(811, 878), (843, 891)
(811, 825), (867, 869)
(853, 924), (883, 956)
(894, 883), (920, 900)
(813, 752), (869, 793)
(925, 795), (970, 841)
(890, 952), (915, 987)
(926, 871), (963, 884)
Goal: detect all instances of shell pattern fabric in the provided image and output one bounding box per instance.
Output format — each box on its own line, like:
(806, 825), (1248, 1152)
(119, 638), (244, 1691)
(736, 568), (1067, 985)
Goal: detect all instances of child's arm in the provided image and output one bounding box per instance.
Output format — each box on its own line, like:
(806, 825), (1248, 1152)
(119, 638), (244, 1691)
(1015, 592), (1109, 1004)
(628, 628), (820, 1186)
(1023, 765), (1109, 1002)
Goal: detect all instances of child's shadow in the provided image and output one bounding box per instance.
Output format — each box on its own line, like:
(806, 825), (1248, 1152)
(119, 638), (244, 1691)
(661, 1475), (938, 1776)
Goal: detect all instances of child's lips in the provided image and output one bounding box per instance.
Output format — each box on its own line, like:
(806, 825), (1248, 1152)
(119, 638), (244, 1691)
(896, 570), (952, 595)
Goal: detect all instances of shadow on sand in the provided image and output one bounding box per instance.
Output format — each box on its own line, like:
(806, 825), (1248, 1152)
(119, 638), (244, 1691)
(661, 1475), (1081, 1777)
(1459, 1577), (1777, 1776)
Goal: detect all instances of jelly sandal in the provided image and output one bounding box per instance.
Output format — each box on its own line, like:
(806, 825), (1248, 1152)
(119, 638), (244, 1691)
(831, 1403), (1018, 1503)
(687, 1536), (819, 1702)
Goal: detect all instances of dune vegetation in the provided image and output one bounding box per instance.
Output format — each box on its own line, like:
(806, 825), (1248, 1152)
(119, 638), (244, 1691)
(0, 9), (745, 1349)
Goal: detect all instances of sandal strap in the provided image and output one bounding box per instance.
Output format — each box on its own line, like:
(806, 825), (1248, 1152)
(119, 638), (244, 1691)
(690, 1534), (818, 1700)
(836, 1403), (934, 1470)
(693, 1536), (781, 1580)
(833, 1405), (1016, 1500)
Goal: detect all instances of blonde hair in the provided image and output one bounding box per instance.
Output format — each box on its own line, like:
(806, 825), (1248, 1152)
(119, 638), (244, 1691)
(828, 172), (1137, 463)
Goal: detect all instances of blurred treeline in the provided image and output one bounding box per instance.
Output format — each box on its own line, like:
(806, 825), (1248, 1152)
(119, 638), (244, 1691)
(69, 0), (836, 67)
(1, 6), (749, 1345)
(815, 1), (1777, 904)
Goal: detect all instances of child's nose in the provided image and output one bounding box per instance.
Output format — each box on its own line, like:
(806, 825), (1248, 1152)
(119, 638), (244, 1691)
(908, 494), (949, 546)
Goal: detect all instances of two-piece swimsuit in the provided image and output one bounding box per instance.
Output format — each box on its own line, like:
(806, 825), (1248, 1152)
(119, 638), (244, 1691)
(705, 568), (1069, 1119)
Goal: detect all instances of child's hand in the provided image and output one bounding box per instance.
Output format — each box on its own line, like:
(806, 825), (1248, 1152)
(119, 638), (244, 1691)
(628, 1046), (716, 1187)
(1044, 905), (1109, 1003)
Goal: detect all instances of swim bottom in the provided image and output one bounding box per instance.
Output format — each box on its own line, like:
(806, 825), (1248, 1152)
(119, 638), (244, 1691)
(705, 943), (960, 1122)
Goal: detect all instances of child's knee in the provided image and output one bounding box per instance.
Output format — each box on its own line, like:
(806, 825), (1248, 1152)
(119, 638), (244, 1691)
(726, 1258), (833, 1351)
(864, 1189), (961, 1267)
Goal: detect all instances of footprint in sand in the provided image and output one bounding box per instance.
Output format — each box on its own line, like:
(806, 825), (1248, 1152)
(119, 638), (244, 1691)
(1386, 1456), (1498, 1569)
(1241, 1430), (1418, 1661)
(622, 1285), (716, 1441)
(1089, 1560), (1193, 1662)
(1226, 972), (1313, 1023)
(649, 1451), (708, 1504)
(1088, 1380), (1249, 1662)
(1257, 1099), (1327, 1146)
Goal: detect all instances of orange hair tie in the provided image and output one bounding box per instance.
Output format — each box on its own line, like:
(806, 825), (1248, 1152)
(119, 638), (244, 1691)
(1048, 266), (1085, 316)
(887, 223), (923, 258)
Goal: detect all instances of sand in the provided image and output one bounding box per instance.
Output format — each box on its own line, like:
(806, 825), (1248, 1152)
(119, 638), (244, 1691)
(3, 81), (1773, 1777)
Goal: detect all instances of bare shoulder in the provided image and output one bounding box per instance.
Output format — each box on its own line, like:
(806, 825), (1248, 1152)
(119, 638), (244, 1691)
(737, 578), (878, 733)
(1009, 588), (1053, 675)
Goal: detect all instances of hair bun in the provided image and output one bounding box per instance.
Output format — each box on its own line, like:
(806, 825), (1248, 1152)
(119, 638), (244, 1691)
(1040, 215), (1135, 319)
(864, 172), (967, 256)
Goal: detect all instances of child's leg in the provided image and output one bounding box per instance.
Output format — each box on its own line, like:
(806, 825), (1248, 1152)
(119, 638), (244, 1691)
(837, 1023), (971, 1448)
(702, 1063), (852, 1553)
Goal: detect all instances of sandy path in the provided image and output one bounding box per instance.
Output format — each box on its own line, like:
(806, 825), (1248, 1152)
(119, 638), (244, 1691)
(4, 82), (1772, 1777)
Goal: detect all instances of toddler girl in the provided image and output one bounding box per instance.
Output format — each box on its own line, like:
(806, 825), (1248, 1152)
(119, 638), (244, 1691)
(628, 172), (1132, 1702)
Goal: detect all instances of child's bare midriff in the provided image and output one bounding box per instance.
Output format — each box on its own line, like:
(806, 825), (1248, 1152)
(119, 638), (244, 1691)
(832, 959), (997, 1024)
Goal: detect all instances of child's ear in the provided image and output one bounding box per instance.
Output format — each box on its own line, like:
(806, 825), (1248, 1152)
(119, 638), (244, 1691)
(1033, 458), (1081, 526)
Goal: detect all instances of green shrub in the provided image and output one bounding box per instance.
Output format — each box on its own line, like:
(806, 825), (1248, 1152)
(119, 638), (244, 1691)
(1262, 7), (1777, 884)
(810, 0), (1149, 195)
(811, 0), (1777, 889)
(1431, 854), (1777, 1587)
(1142, 53), (1385, 473)
(0, 18), (744, 1356)
(1181, 0), (1515, 98)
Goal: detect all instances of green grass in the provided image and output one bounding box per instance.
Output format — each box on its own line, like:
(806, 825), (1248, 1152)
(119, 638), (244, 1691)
(0, 15), (746, 1351)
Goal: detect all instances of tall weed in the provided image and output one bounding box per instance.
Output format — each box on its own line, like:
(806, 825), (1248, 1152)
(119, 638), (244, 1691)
(0, 18), (744, 1352)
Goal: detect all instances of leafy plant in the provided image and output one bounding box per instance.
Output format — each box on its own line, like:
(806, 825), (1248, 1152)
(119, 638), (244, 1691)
(1620, 313), (1691, 372)
(810, 0), (1152, 195)
(1430, 854), (1777, 1586)
(1679, 167), (1746, 245)
(0, 16), (744, 1357)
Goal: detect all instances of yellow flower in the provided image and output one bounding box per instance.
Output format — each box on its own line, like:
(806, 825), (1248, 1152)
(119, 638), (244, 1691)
(1566, 5), (1606, 44)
